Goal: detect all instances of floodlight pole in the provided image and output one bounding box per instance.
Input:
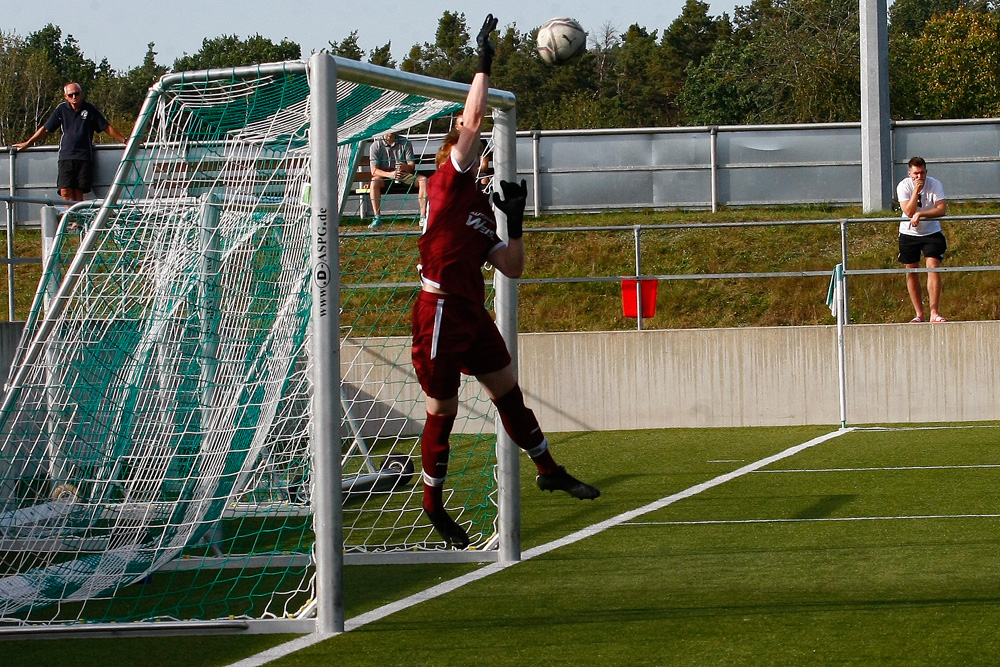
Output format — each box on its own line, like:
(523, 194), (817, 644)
(860, 0), (893, 212)
(309, 52), (345, 635)
(493, 105), (522, 564)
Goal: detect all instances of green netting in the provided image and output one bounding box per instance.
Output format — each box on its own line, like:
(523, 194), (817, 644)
(0, 59), (501, 631)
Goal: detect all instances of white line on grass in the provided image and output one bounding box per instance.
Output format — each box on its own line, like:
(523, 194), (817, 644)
(624, 513), (1000, 527)
(225, 427), (852, 667)
(855, 424), (1000, 432)
(757, 464), (1000, 473)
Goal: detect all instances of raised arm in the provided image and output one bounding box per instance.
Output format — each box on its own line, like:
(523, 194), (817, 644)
(452, 14), (497, 172)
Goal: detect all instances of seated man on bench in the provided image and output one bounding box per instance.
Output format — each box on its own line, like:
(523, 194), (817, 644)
(368, 131), (428, 228)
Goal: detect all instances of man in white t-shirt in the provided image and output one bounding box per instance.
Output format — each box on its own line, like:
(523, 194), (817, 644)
(896, 156), (948, 323)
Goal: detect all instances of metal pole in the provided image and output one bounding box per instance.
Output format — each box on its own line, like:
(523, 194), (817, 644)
(531, 130), (541, 218)
(493, 105), (521, 564)
(709, 127), (719, 213)
(40, 206), (60, 311)
(634, 225), (643, 331)
(860, 0), (893, 211)
(7, 149), (16, 321)
(839, 219), (849, 322)
(308, 52), (344, 634)
(835, 265), (848, 428)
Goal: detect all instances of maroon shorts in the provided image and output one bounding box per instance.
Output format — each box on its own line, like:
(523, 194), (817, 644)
(411, 291), (512, 399)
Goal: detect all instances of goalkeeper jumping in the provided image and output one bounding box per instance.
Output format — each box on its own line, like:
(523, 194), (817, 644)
(411, 14), (600, 549)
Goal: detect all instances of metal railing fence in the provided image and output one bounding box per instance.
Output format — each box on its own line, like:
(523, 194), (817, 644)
(516, 214), (1000, 330)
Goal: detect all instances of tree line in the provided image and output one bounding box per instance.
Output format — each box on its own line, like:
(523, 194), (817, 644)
(2, 0), (999, 146)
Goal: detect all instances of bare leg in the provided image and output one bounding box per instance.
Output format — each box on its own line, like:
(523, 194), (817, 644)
(425, 394), (459, 417)
(60, 189), (82, 229)
(475, 365), (517, 400)
(926, 257), (944, 320)
(369, 177), (384, 218)
(904, 261), (924, 321)
(417, 175), (428, 219)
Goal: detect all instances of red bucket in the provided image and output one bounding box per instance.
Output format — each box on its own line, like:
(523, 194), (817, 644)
(621, 278), (658, 318)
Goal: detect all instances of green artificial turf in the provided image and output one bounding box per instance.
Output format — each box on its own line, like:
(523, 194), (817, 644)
(7, 423), (1000, 666)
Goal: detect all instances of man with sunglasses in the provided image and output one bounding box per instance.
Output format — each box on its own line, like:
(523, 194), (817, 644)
(896, 156), (948, 323)
(14, 83), (127, 203)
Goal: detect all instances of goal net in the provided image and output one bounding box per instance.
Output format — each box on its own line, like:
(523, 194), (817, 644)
(0, 56), (516, 633)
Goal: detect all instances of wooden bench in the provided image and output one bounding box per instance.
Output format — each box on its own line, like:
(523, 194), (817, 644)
(349, 139), (493, 218)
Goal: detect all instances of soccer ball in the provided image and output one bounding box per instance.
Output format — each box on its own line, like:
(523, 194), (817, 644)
(536, 18), (587, 64)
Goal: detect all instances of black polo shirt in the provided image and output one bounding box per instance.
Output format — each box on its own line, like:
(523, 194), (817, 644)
(43, 101), (111, 161)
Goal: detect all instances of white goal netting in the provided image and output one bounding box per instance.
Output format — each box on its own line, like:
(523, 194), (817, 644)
(0, 58), (507, 630)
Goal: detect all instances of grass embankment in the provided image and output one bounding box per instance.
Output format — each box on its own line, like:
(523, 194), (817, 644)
(6, 203), (1000, 327)
(519, 203), (1000, 330)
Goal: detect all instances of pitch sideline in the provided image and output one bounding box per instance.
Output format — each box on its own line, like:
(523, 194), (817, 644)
(225, 427), (853, 667)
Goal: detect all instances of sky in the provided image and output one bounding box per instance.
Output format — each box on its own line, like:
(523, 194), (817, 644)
(4, 0), (743, 72)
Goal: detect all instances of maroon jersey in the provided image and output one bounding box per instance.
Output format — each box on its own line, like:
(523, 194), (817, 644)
(418, 154), (506, 304)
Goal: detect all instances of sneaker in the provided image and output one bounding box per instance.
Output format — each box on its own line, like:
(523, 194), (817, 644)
(536, 466), (601, 500)
(368, 216), (382, 229)
(425, 507), (470, 548)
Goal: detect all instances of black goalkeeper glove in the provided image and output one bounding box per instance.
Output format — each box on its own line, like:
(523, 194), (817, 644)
(491, 179), (527, 239)
(477, 14), (499, 75)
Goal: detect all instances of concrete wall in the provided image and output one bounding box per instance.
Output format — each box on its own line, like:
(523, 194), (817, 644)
(517, 321), (1000, 429)
(5, 321), (998, 430)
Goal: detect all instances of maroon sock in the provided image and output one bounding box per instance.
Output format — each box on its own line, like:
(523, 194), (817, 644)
(493, 385), (558, 475)
(421, 412), (455, 513)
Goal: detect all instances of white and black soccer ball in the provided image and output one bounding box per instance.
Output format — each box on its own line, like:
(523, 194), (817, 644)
(536, 18), (587, 65)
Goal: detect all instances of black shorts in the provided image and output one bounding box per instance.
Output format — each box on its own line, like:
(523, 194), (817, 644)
(898, 231), (946, 264)
(57, 159), (94, 193)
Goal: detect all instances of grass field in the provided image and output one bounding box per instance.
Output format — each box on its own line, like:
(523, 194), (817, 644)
(7, 423), (1000, 666)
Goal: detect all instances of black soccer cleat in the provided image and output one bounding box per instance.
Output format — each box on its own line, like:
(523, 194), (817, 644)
(425, 507), (471, 549)
(536, 466), (601, 500)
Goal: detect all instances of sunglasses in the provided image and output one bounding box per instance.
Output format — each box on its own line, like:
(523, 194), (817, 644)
(65, 91), (81, 98)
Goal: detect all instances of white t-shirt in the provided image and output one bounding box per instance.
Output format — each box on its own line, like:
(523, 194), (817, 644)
(897, 175), (946, 236)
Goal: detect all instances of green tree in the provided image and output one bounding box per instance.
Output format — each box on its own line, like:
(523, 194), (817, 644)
(888, 0), (994, 117)
(662, 0), (726, 75)
(172, 34), (301, 72)
(680, 0), (860, 124)
(329, 31), (364, 61)
(908, 7), (1000, 118)
(402, 11), (475, 81)
(603, 24), (666, 126)
(369, 42), (396, 68)
(89, 43), (167, 138)
(888, 0), (990, 37)
(25, 24), (99, 90)
(679, 38), (773, 124)
(0, 31), (60, 144)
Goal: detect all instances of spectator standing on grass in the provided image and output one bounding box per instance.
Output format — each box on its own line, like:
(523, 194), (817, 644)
(412, 13), (600, 549)
(13, 82), (127, 203)
(368, 131), (428, 228)
(897, 156), (948, 323)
